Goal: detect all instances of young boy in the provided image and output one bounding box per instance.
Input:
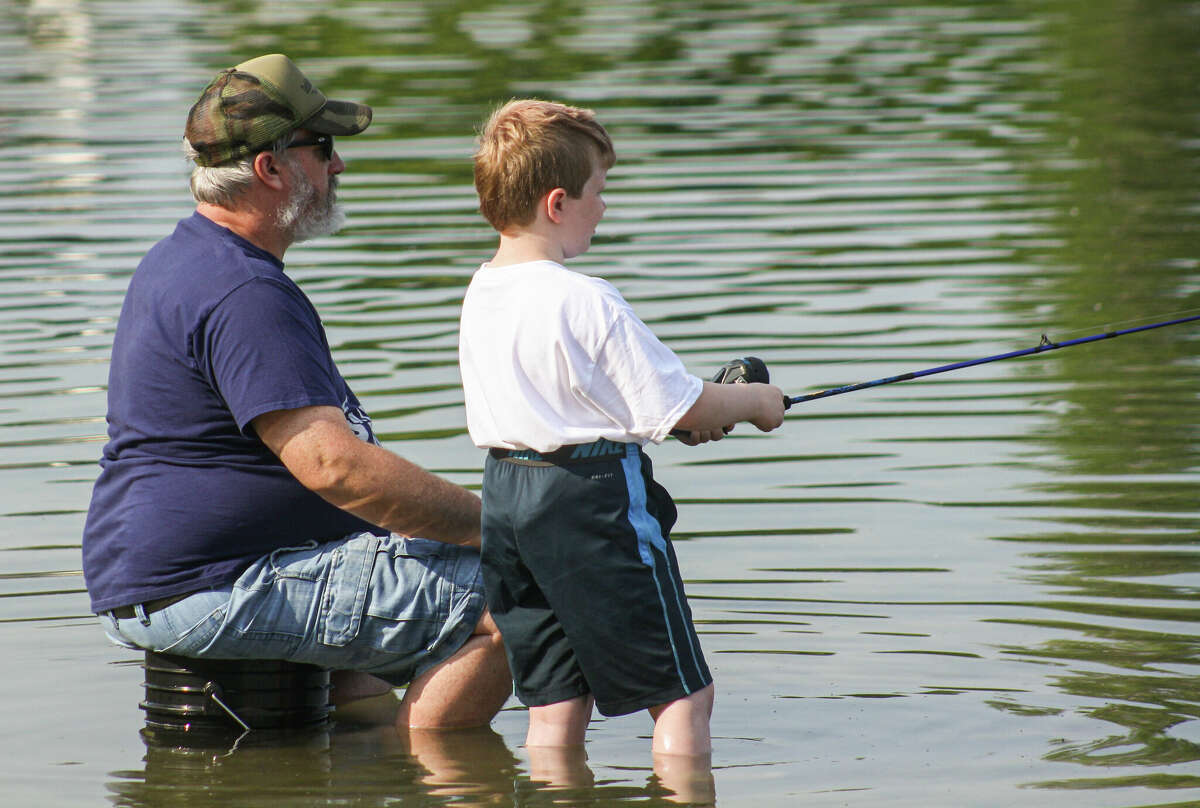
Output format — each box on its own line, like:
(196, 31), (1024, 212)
(458, 99), (785, 756)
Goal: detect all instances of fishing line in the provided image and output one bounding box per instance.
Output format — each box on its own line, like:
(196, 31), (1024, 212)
(775, 311), (1200, 408)
(1022, 305), (1200, 342)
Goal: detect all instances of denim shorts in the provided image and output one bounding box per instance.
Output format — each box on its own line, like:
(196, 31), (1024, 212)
(99, 532), (486, 686)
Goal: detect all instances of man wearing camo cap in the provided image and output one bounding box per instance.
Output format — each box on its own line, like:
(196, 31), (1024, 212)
(82, 55), (511, 729)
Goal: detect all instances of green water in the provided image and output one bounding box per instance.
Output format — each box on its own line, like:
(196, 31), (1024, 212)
(2, 1), (1199, 805)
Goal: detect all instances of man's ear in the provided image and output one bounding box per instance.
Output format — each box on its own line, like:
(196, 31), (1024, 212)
(544, 187), (567, 224)
(252, 150), (288, 191)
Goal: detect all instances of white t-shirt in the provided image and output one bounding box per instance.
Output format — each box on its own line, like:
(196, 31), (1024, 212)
(459, 259), (703, 451)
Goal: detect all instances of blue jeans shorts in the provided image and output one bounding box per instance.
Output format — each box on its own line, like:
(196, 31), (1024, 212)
(100, 532), (485, 686)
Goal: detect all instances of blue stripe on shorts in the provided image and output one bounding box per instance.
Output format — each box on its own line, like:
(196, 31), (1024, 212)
(620, 444), (703, 697)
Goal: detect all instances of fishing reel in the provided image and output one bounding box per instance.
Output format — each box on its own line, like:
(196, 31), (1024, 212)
(709, 356), (770, 385)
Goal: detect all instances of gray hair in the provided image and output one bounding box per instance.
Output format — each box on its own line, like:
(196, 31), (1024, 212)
(183, 133), (294, 207)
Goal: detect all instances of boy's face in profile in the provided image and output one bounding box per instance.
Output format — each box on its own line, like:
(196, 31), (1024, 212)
(558, 164), (607, 260)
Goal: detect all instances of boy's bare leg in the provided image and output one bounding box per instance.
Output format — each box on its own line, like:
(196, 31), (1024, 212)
(396, 609), (512, 729)
(647, 684), (714, 756)
(527, 743), (595, 788)
(525, 694), (594, 747)
(653, 751), (716, 805)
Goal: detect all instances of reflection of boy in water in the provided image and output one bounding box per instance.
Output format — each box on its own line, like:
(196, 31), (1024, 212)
(459, 99), (785, 758)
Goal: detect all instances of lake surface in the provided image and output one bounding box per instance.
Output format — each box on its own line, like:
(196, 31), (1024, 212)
(2, 1), (1199, 805)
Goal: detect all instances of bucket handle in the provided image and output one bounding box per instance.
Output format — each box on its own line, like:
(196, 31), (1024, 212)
(203, 681), (251, 732)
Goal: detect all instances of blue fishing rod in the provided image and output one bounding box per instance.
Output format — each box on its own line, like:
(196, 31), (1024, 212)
(703, 313), (1200, 407)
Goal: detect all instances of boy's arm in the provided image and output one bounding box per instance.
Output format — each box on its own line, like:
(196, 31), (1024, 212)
(672, 381), (786, 442)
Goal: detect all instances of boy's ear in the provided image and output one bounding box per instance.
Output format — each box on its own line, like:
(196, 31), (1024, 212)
(544, 187), (568, 224)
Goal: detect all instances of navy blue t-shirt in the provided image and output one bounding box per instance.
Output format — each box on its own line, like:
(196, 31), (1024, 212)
(83, 213), (385, 613)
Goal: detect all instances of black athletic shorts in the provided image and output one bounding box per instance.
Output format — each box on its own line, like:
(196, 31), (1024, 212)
(480, 439), (712, 717)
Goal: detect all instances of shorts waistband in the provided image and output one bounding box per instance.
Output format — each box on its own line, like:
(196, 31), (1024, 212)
(489, 438), (634, 466)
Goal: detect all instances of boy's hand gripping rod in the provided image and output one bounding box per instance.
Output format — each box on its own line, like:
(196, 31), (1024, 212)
(705, 313), (1200, 410)
(668, 357), (773, 438)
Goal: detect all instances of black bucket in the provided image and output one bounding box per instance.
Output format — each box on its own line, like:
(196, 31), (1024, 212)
(140, 651), (331, 736)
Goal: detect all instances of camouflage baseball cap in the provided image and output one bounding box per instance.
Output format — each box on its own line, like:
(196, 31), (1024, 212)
(185, 53), (372, 167)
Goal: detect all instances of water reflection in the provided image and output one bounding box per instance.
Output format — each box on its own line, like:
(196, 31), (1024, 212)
(109, 729), (341, 808)
(974, 0), (1200, 797)
(106, 703), (716, 807)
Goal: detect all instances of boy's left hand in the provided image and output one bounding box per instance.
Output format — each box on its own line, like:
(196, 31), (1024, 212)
(676, 426), (732, 446)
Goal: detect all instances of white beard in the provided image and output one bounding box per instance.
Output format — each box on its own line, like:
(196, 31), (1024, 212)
(278, 164), (345, 243)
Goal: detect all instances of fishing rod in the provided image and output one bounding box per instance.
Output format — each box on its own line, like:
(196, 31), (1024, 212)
(705, 313), (1200, 408)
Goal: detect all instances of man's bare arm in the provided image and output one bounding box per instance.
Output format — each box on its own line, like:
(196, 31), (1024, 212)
(252, 405), (481, 547)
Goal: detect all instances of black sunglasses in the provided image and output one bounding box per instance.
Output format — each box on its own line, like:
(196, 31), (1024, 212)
(286, 133), (334, 161)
